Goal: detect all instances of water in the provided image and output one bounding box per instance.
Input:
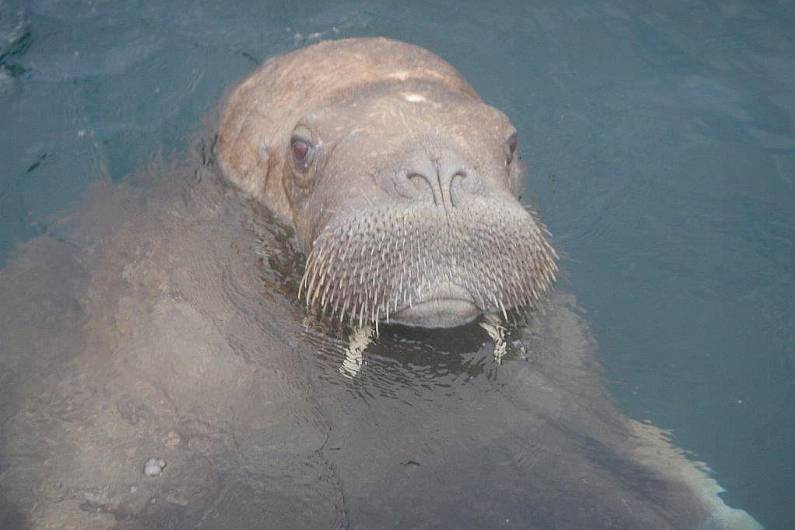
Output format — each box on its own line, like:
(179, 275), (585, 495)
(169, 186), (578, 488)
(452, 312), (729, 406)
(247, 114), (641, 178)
(1, 0), (793, 528)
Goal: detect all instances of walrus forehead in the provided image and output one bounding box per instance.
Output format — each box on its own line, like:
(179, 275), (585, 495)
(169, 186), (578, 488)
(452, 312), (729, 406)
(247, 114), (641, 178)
(314, 79), (511, 133)
(325, 77), (476, 106)
(309, 101), (514, 173)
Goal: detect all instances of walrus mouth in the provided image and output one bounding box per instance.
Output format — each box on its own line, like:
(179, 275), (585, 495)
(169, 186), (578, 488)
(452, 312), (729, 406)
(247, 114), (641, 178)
(390, 282), (481, 328)
(299, 201), (558, 329)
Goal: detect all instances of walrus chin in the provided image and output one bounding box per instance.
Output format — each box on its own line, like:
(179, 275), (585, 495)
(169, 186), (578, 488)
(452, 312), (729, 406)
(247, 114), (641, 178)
(299, 201), (558, 329)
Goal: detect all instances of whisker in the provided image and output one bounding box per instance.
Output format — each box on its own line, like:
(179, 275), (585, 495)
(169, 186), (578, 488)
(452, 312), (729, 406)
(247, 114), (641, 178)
(300, 205), (558, 327)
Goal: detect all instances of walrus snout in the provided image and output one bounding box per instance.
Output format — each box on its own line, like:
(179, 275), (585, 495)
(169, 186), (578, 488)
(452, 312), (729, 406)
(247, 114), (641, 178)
(298, 202), (557, 328)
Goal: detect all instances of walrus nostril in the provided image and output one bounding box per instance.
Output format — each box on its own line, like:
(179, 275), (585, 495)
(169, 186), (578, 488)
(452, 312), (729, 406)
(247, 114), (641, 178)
(402, 168), (473, 208)
(406, 171), (438, 205)
(450, 170), (467, 207)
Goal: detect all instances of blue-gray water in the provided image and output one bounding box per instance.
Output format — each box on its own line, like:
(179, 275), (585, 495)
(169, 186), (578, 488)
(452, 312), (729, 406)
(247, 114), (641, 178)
(1, 1), (792, 528)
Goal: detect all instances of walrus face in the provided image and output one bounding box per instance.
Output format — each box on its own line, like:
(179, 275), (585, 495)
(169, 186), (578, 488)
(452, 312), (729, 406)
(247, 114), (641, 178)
(285, 83), (558, 328)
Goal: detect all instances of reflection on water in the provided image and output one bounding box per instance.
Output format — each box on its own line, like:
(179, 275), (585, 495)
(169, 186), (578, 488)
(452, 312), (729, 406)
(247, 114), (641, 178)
(1, 0), (793, 528)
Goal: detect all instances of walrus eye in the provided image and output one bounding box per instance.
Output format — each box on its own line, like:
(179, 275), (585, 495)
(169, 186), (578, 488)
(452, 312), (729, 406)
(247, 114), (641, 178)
(290, 135), (314, 171)
(505, 132), (518, 166)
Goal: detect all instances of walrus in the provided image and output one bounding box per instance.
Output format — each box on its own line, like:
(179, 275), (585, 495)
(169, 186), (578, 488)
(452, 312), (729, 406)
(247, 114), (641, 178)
(0, 37), (762, 530)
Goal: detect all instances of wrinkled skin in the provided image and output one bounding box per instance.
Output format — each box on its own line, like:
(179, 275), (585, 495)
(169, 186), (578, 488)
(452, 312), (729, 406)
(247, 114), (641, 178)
(0, 39), (763, 530)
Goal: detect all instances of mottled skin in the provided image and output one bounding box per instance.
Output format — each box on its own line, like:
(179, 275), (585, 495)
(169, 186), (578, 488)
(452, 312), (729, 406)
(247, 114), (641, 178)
(219, 38), (557, 328)
(0, 38), (763, 530)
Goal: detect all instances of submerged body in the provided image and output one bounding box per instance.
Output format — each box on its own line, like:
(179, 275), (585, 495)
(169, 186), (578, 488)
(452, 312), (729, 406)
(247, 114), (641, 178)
(0, 38), (762, 529)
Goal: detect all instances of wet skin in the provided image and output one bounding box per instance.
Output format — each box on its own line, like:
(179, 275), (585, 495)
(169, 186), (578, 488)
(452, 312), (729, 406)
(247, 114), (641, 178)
(0, 38), (763, 530)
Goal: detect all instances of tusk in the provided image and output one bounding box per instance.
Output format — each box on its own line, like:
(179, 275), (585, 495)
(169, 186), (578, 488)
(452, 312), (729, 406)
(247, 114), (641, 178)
(339, 324), (374, 379)
(479, 312), (507, 365)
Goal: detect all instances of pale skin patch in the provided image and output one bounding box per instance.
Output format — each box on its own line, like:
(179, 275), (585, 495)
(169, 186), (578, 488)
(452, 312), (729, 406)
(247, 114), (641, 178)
(387, 70), (410, 81)
(401, 92), (427, 103)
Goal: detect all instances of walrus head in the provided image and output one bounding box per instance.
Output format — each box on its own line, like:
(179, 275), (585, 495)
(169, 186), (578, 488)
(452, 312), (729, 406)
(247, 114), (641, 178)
(218, 38), (557, 328)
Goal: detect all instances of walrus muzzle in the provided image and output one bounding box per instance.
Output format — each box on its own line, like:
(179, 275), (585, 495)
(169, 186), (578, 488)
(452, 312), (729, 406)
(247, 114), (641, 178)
(300, 198), (557, 328)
